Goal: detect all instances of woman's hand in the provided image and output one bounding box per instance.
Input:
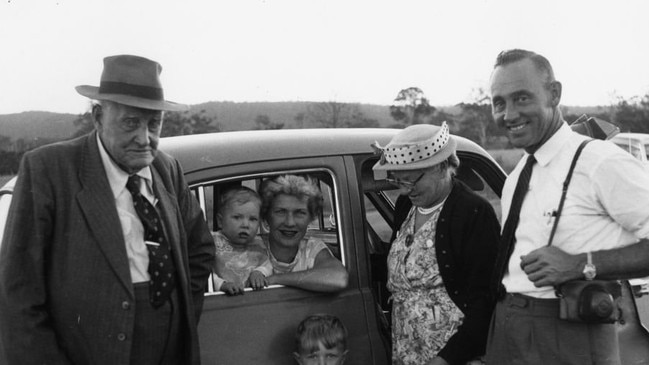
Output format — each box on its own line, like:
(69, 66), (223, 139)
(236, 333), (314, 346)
(247, 271), (268, 290)
(429, 356), (449, 365)
(220, 281), (245, 296)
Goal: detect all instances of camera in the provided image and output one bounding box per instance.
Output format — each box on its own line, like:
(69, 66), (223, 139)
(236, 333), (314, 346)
(557, 280), (621, 324)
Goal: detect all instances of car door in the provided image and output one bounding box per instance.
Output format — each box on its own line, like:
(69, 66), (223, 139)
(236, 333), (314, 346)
(186, 156), (388, 365)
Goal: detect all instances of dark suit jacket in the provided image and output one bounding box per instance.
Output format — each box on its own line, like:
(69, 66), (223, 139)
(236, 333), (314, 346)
(0, 132), (215, 365)
(393, 179), (500, 365)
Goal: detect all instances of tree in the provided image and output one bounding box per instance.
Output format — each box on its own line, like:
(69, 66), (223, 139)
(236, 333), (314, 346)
(161, 109), (221, 137)
(453, 88), (494, 147)
(305, 102), (364, 128)
(610, 93), (649, 133)
(254, 114), (284, 130)
(389, 87), (436, 125)
(71, 112), (95, 138)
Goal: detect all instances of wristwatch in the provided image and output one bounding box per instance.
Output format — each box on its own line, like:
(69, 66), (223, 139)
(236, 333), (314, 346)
(583, 252), (596, 280)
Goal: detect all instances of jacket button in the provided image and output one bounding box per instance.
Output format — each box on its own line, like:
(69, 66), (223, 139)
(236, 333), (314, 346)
(121, 301), (130, 310)
(442, 250), (446, 254)
(117, 333), (127, 341)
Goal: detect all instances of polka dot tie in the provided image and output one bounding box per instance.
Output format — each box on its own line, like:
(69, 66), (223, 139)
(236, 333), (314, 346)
(126, 175), (176, 308)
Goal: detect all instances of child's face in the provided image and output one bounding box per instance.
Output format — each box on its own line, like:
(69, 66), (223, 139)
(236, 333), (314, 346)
(294, 342), (347, 365)
(217, 201), (260, 246)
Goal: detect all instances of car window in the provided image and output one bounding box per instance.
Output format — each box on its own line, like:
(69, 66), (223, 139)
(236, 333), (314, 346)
(190, 168), (342, 295)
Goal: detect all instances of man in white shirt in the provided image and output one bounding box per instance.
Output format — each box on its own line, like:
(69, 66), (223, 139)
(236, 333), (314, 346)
(485, 49), (649, 365)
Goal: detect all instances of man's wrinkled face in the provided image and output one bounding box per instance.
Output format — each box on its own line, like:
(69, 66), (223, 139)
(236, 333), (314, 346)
(490, 58), (560, 154)
(96, 102), (163, 174)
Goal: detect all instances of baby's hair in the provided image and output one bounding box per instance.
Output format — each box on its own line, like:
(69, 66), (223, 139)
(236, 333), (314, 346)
(217, 186), (261, 215)
(295, 313), (347, 354)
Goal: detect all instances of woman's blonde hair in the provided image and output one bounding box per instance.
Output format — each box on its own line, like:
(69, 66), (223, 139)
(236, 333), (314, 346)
(259, 175), (323, 220)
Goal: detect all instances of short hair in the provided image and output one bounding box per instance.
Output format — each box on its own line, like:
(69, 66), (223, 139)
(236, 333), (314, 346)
(217, 186), (261, 215)
(259, 175), (323, 220)
(295, 314), (348, 354)
(494, 49), (556, 88)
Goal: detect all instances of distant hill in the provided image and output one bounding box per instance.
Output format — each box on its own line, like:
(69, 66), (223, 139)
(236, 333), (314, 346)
(194, 101), (396, 130)
(0, 111), (78, 141)
(0, 102), (608, 144)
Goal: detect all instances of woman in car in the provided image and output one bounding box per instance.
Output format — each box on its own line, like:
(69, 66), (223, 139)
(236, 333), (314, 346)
(259, 174), (348, 292)
(372, 123), (500, 365)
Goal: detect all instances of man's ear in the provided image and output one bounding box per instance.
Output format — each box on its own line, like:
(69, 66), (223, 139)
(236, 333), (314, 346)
(549, 81), (562, 107)
(91, 104), (103, 128)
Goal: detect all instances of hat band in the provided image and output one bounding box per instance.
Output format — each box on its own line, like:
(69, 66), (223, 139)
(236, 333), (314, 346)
(99, 81), (164, 101)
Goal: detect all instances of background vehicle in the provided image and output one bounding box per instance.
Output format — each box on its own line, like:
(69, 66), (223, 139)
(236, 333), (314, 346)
(610, 132), (649, 163)
(1, 128), (648, 364)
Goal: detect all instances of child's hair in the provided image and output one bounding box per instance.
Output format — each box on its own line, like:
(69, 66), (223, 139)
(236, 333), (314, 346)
(295, 314), (347, 354)
(217, 186), (261, 215)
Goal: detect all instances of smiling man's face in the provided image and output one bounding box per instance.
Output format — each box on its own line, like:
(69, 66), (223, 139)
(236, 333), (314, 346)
(490, 58), (561, 154)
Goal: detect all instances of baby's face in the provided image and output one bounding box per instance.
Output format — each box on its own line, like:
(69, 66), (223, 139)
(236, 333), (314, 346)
(294, 342), (347, 365)
(219, 201), (260, 246)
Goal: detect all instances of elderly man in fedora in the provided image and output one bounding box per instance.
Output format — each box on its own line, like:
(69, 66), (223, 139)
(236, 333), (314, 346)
(0, 55), (215, 365)
(372, 123), (500, 365)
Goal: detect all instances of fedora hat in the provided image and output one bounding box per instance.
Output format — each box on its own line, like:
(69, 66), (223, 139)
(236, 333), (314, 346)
(372, 122), (457, 179)
(76, 55), (188, 112)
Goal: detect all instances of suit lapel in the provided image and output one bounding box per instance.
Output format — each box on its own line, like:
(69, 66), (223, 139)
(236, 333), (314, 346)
(76, 133), (134, 296)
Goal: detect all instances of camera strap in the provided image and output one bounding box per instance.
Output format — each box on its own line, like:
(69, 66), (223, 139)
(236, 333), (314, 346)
(546, 139), (593, 247)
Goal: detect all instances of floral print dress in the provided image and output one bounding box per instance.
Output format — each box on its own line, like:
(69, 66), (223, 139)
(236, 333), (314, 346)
(387, 202), (464, 365)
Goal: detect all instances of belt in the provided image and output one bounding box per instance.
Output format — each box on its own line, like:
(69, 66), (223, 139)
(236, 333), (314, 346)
(502, 293), (560, 315)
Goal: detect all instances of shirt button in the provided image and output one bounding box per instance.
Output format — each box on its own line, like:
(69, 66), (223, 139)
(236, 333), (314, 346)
(454, 290), (459, 295)
(121, 301), (130, 310)
(117, 333), (127, 341)
(442, 250), (447, 254)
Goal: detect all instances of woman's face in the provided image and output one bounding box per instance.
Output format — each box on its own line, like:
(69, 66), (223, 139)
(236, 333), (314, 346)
(266, 194), (312, 249)
(390, 165), (452, 208)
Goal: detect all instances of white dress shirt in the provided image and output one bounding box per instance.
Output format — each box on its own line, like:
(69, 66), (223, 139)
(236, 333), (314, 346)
(97, 134), (157, 283)
(502, 123), (649, 298)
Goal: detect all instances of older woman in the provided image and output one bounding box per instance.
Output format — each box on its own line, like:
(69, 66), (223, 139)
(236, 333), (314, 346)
(259, 174), (348, 292)
(372, 123), (500, 365)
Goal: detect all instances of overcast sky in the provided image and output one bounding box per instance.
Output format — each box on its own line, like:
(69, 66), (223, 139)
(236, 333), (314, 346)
(1, 0), (648, 115)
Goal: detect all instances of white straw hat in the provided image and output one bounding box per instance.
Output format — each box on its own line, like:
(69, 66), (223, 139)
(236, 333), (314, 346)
(372, 122), (456, 179)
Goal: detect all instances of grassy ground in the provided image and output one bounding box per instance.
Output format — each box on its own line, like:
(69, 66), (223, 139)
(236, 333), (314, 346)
(488, 148), (525, 174)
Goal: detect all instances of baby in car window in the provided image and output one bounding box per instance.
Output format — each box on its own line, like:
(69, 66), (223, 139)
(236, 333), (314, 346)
(212, 186), (272, 295)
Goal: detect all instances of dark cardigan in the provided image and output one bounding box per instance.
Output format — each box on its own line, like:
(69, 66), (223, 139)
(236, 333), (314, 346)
(392, 179), (500, 365)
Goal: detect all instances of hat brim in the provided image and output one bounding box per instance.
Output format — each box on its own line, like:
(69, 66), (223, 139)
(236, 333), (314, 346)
(76, 85), (188, 112)
(372, 136), (457, 180)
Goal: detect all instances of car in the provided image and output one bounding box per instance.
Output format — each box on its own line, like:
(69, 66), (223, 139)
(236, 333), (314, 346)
(610, 132), (649, 163)
(1, 128), (648, 364)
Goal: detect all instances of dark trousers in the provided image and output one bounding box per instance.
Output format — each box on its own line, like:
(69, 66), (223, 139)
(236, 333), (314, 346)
(485, 293), (620, 365)
(130, 283), (183, 365)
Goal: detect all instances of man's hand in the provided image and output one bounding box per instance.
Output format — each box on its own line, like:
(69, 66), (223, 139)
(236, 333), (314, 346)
(247, 271), (268, 291)
(220, 281), (245, 296)
(520, 246), (585, 287)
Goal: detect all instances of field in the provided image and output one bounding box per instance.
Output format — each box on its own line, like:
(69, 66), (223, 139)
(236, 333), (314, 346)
(488, 148), (525, 174)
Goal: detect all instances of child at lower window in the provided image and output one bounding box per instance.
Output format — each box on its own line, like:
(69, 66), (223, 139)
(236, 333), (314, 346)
(294, 314), (348, 365)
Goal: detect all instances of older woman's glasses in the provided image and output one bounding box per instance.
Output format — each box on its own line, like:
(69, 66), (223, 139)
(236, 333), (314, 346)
(386, 172), (425, 189)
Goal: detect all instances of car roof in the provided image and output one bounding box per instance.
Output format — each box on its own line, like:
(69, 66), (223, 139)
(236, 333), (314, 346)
(160, 128), (497, 174)
(611, 133), (649, 143)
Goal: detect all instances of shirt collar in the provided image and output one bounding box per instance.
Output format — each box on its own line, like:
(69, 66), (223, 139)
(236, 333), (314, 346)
(96, 133), (153, 198)
(531, 122), (572, 167)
